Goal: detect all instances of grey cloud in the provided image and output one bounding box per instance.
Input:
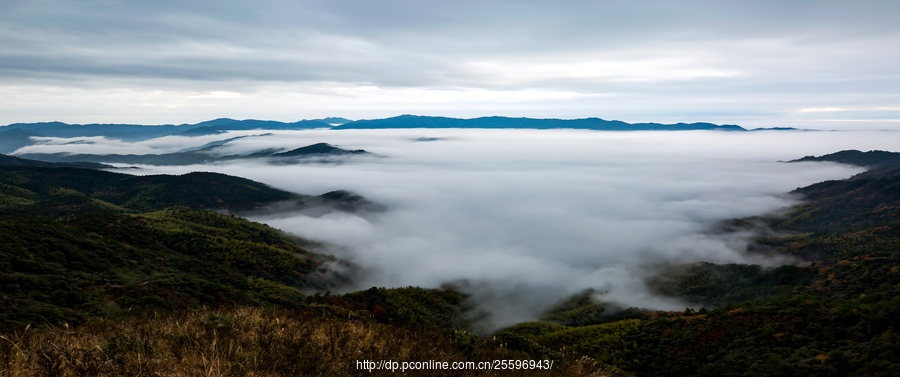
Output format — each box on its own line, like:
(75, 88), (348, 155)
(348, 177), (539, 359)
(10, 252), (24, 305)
(3, 1), (898, 86)
(2, 1), (899, 127)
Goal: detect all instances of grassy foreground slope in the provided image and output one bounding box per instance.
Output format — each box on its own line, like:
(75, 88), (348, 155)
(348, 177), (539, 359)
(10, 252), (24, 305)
(1, 306), (625, 376)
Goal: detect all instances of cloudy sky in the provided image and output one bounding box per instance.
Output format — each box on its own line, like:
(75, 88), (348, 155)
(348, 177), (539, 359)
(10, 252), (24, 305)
(2, 0), (899, 128)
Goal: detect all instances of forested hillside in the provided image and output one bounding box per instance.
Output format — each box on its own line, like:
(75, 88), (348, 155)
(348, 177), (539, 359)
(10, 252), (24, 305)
(490, 150), (900, 376)
(0, 162), (352, 329)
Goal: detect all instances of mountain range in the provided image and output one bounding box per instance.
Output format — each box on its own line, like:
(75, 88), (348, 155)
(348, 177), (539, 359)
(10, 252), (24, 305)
(332, 114), (749, 131)
(0, 115), (796, 155)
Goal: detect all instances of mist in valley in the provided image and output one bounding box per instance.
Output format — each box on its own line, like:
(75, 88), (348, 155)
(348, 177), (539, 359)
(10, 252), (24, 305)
(19, 128), (898, 328)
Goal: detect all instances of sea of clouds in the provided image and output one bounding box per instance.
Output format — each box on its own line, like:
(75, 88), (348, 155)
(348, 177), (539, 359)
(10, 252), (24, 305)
(27, 128), (897, 328)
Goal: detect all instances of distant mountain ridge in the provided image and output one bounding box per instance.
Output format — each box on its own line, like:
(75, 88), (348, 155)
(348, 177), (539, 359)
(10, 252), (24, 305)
(0, 115), (792, 155)
(333, 114), (748, 131)
(0, 115), (755, 137)
(0, 115), (754, 132)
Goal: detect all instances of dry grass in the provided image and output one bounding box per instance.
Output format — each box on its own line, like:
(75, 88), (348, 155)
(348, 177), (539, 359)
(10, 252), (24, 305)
(0, 307), (625, 376)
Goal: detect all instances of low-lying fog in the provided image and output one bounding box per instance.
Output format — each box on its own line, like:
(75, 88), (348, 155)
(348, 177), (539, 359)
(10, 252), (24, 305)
(45, 129), (900, 328)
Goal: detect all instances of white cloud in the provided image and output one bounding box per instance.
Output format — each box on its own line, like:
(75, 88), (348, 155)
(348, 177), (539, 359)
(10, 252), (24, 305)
(113, 129), (900, 328)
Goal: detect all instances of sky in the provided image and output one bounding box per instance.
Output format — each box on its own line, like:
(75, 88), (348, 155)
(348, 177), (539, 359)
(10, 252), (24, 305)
(2, 0), (899, 129)
(103, 128), (895, 328)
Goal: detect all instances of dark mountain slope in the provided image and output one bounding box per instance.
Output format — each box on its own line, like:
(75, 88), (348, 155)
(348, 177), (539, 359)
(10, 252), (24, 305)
(775, 175), (900, 233)
(644, 154), (900, 375)
(0, 166), (295, 214)
(790, 149), (900, 178)
(0, 207), (343, 329)
(791, 149), (900, 169)
(0, 164), (380, 219)
(492, 149), (900, 376)
(0, 161), (369, 330)
(774, 150), (900, 233)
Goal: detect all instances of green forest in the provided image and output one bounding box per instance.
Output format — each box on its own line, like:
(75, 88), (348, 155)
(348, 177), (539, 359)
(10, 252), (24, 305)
(1, 150), (897, 376)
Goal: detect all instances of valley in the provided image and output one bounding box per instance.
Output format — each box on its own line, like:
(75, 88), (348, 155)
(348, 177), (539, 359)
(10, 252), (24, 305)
(1, 131), (897, 375)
